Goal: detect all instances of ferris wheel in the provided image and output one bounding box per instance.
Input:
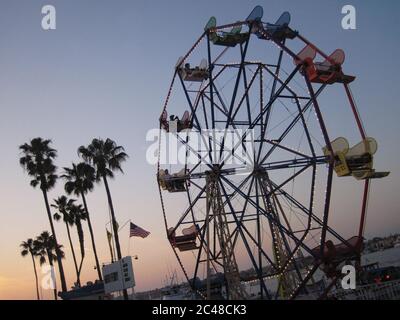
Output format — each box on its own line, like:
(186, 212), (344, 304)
(156, 6), (389, 300)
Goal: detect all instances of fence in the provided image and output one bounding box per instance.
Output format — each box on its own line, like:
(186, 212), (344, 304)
(333, 279), (400, 300)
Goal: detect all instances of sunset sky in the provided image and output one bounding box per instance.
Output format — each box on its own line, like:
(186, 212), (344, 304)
(0, 0), (399, 299)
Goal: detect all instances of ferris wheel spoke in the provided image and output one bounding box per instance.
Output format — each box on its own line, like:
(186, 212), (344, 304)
(220, 175), (278, 270)
(269, 47), (285, 100)
(200, 95), (210, 130)
(200, 65), (228, 97)
(217, 65), (305, 171)
(275, 165), (315, 237)
(264, 140), (314, 159)
(256, 74), (316, 162)
(230, 65), (260, 123)
(211, 82), (229, 114)
(175, 133), (215, 172)
(259, 48), (285, 146)
(255, 65), (301, 129)
(178, 74), (205, 132)
(222, 173), (253, 206)
(216, 46), (253, 163)
(275, 178), (362, 259)
(256, 176), (307, 285)
(175, 127), (254, 169)
(202, 93), (229, 118)
(261, 162), (313, 196)
(242, 64), (254, 125)
(170, 185), (207, 234)
(220, 174), (317, 257)
(223, 41), (251, 130)
(290, 96), (317, 158)
(269, 178), (348, 245)
(214, 223), (278, 279)
(218, 179), (272, 298)
(257, 84), (326, 166)
(258, 179), (295, 271)
(188, 179), (204, 191)
(194, 219), (222, 280)
(218, 64), (300, 158)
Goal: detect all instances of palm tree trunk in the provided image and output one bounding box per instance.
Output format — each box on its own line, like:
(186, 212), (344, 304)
(47, 251), (58, 300)
(81, 192), (103, 281)
(76, 222), (85, 286)
(66, 223), (80, 287)
(77, 254), (85, 285)
(30, 253), (40, 300)
(102, 176), (123, 260)
(102, 175), (129, 300)
(42, 189), (67, 293)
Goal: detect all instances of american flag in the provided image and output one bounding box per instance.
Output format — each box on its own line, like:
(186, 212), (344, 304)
(129, 222), (150, 238)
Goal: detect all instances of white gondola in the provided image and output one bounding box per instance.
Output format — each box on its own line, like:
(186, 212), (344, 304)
(168, 225), (199, 252)
(177, 57), (209, 82)
(159, 110), (192, 133)
(158, 168), (188, 193)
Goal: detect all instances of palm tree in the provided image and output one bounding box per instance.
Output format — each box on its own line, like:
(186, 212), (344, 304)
(78, 138), (128, 299)
(20, 238), (40, 300)
(70, 203), (87, 282)
(62, 162), (102, 281)
(52, 196), (80, 286)
(19, 138), (67, 292)
(34, 231), (65, 300)
(78, 138), (128, 261)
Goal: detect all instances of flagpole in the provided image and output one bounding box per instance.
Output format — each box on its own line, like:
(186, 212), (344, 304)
(106, 227), (115, 263)
(106, 211), (117, 263)
(106, 221), (116, 262)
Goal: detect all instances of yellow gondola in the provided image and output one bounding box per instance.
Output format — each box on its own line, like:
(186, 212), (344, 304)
(323, 137), (390, 180)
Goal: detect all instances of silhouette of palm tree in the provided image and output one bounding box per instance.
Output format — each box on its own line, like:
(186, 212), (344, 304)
(34, 231), (65, 300)
(78, 138), (128, 299)
(52, 196), (80, 286)
(20, 238), (41, 300)
(78, 138), (128, 262)
(70, 203), (87, 283)
(62, 162), (102, 281)
(19, 138), (67, 292)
